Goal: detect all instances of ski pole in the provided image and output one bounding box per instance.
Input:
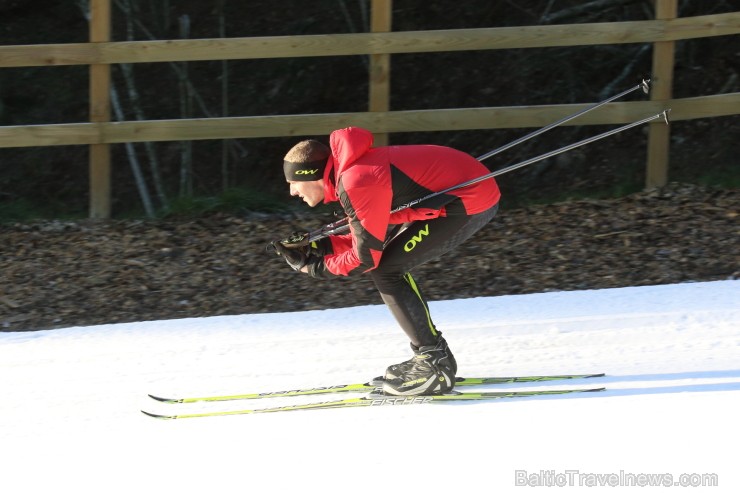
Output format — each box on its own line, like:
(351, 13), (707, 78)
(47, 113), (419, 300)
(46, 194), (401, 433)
(307, 109), (670, 242)
(475, 79), (650, 162)
(306, 81), (652, 242)
(412, 110), (671, 202)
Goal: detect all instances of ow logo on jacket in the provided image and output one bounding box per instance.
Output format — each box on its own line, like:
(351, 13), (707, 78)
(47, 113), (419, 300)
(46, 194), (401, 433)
(404, 224), (430, 252)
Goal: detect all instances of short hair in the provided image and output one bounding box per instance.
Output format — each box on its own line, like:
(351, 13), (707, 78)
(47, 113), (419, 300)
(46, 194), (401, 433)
(284, 139), (330, 164)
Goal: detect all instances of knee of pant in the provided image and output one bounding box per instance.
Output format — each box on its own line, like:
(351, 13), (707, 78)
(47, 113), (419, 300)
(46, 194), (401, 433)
(369, 267), (406, 292)
(369, 261), (400, 279)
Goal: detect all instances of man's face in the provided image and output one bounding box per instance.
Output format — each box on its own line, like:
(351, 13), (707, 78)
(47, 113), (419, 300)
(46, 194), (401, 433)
(288, 179), (324, 207)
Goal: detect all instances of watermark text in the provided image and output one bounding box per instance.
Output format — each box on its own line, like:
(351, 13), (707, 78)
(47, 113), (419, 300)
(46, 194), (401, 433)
(515, 469), (718, 488)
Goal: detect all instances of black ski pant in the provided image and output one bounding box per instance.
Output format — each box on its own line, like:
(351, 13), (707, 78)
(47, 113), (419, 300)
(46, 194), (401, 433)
(369, 202), (498, 347)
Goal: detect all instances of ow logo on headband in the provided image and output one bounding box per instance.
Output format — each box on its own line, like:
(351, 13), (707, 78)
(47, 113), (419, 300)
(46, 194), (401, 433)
(295, 169), (319, 175)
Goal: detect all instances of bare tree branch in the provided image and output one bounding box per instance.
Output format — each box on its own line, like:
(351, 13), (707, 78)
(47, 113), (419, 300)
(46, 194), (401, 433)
(178, 14), (193, 198)
(110, 84), (156, 218)
(718, 72), (738, 95)
(121, 8), (249, 157)
(598, 44), (650, 100)
(541, 0), (642, 24)
(539, 0), (558, 24)
(77, 0), (156, 217)
(218, 0), (230, 191)
(76, 0), (90, 21)
(117, 0), (169, 210)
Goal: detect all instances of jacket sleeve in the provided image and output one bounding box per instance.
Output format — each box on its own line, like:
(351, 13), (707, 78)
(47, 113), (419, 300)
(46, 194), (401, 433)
(317, 127), (391, 276)
(322, 179), (392, 276)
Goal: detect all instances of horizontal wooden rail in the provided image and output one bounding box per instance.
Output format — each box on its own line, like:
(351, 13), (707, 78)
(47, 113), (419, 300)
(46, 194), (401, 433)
(1, 12), (738, 68)
(1, 92), (737, 148)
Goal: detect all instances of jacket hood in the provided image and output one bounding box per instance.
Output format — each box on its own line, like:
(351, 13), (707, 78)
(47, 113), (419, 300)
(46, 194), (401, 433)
(323, 127), (374, 204)
(330, 127), (374, 176)
(322, 155), (337, 204)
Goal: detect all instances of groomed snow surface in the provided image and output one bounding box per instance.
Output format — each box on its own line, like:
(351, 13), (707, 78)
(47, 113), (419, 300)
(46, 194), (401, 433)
(2, 280), (739, 492)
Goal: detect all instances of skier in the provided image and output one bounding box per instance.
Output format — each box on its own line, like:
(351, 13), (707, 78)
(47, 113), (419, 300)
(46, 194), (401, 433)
(271, 126), (500, 396)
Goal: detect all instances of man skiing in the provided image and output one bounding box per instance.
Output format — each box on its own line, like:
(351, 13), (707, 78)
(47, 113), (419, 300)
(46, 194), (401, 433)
(271, 126), (500, 396)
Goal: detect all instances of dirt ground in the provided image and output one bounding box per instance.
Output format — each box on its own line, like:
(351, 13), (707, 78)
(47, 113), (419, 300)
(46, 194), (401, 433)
(1, 182), (737, 332)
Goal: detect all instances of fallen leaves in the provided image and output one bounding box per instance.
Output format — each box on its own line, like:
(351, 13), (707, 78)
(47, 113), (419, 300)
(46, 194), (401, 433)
(1, 183), (737, 331)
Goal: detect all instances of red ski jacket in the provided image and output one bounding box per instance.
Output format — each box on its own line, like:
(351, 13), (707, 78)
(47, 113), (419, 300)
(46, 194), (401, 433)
(320, 127), (500, 276)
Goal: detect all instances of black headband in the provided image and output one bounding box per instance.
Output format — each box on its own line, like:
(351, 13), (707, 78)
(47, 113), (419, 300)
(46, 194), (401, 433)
(283, 158), (327, 182)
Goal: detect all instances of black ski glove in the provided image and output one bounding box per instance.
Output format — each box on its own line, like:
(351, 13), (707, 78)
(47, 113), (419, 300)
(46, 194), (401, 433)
(269, 231), (332, 256)
(278, 231), (311, 250)
(268, 231), (333, 274)
(303, 255), (329, 278)
(270, 240), (308, 272)
(269, 241), (330, 277)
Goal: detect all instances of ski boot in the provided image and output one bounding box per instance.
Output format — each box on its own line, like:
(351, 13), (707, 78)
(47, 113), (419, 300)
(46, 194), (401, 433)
(382, 336), (457, 396)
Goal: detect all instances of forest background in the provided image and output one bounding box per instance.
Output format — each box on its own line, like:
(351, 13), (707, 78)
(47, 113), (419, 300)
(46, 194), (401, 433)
(0, 0), (738, 219)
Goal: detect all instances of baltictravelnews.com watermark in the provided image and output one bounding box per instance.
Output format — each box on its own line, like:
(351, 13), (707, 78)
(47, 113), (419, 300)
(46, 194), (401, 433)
(515, 469), (719, 488)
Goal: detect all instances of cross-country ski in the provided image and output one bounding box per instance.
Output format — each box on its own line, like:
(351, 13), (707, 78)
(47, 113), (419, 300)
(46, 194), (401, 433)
(142, 387), (606, 419)
(147, 373), (605, 404)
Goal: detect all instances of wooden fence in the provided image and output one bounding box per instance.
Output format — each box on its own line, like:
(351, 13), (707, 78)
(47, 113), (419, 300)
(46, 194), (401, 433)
(0, 0), (739, 218)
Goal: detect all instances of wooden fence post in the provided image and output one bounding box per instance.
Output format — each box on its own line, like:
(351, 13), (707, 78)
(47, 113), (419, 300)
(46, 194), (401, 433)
(89, 0), (112, 218)
(645, 0), (677, 188)
(369, 0), (392, 147)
